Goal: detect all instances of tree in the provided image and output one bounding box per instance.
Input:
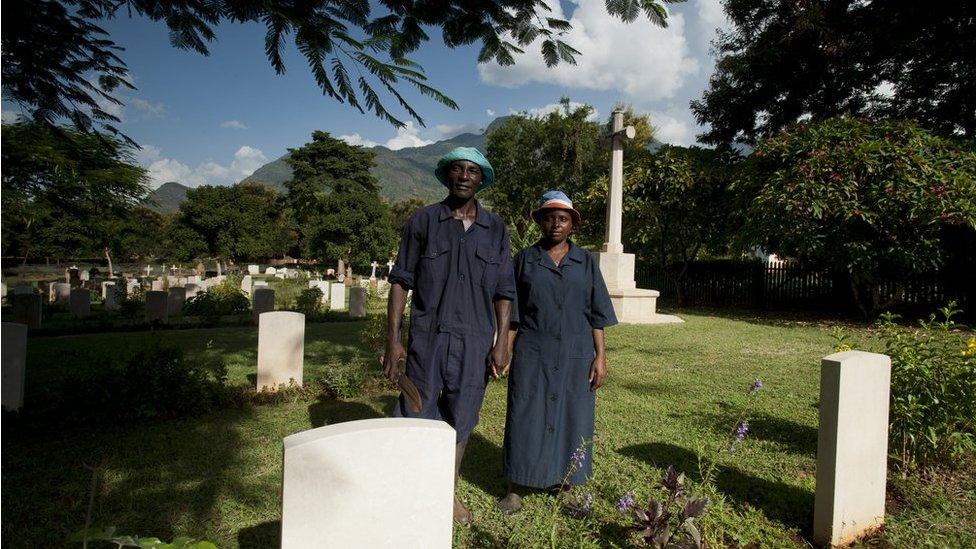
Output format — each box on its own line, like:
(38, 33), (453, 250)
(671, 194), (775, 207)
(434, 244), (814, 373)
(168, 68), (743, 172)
(737, 117), (976, 315)
(283, 131), (396, 267)
(579, 145), (741, 305)
(1, 122), (149, 267)
(169, 184), (294, 262)
(391, 198), (427, 233)
(2, 0), (682, 138)
(693, 1), (976, 145)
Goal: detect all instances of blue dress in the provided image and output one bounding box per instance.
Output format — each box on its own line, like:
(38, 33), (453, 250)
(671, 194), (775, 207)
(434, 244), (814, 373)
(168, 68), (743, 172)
(503, 242), (618, 487)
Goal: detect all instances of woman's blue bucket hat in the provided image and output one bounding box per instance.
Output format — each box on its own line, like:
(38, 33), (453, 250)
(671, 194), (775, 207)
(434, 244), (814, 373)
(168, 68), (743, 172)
(434, 147), (495, 191)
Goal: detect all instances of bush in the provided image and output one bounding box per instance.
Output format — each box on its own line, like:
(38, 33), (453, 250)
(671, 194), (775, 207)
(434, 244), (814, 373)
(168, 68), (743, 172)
(182, 279), (250, 318)
(876, 304), (976, 471)
(295, 287), (323, 316)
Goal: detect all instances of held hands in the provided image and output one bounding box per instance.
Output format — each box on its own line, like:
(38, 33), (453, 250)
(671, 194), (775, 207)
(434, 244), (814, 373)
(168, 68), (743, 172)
(589, 353), (607, 391)
(487, 343), (511, 380)
(382, 338), (407, 383)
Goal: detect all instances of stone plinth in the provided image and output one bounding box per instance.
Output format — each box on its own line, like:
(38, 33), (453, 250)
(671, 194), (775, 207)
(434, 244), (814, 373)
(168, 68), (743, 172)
(52, 282), (71, 305)
(281, 418), (455, 548)
(349, 288), (367, 318)
(813, 351), (891, 547)
(594, 251), (682, 325)
(69, 289), (91, 318)
(257, 311), (304, 391)
(2, 322), (28, 411)
(329, 283), (346, 311)
(252, 288), (275, 323)
(12, 294), (42, 328)
(145, 291), (168, 323)
(167, 287), (186, 317)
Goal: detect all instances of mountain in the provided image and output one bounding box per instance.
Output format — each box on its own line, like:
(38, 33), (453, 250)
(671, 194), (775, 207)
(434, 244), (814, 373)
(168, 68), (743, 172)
(145, 181), (190, 213)
(238, 125), (497, 203)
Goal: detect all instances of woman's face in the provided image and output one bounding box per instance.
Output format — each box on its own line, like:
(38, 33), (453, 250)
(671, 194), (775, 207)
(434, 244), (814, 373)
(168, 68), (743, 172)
(538, 209), (574, 244)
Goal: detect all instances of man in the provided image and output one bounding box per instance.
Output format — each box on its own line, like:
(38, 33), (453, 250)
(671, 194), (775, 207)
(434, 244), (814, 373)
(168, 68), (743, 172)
(384, 147), (514, 525)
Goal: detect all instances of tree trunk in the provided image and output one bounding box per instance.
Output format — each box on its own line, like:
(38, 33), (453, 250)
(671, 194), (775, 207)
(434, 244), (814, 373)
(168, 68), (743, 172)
(104, 247), (114, 278)
(216, 259), (223, 277)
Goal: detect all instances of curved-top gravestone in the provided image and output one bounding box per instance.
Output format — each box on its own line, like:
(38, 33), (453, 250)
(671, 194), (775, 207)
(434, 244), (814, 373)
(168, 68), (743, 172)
(257, 311), (304, 391)
(252, 288), (275, 323)
(69, 289), (91, 318)
(349, 287), (367, 318)
(281, 418), (455, 548)
(145, 291), (168, 323)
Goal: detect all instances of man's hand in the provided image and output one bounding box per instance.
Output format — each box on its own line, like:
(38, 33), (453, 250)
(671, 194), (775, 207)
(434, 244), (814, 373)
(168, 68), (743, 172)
(383, 338), (407, 383)
(487, 343), (510, 380)
(589, 353), (607, 391)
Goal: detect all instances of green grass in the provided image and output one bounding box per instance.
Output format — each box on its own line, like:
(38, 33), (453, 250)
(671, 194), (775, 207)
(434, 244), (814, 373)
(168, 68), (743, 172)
(2, 313), (974, 548)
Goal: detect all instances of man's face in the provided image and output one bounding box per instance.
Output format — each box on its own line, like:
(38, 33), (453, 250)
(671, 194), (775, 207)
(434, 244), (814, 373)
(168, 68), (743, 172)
(446, 160), (482, 200)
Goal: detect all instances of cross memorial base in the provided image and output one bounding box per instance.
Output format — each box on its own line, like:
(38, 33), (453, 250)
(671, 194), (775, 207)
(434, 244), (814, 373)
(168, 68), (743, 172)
(595, 251), (683, 325)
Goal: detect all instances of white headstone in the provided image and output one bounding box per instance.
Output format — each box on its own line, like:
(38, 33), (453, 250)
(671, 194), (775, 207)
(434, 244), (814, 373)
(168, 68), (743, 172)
(248, 264), (260, 275)
(1, 282), (7, 300)
(252, 288), (275, 322)
(326, 268), (335, 277)
(254, 280), (268, 288)
(145, 291), (168, 323)
(79, 269), (90, 281)
(101, 280), (116, 299)
(69, 289), (91, 318)
(257, 311), (304, 391)
(309, 280), (330, 304)
(167, 287), (186, 317)
(187, 275), (202, 285)
(185, 283), (201, 299)
(348, 288), (367, 318)
(281, 418), (455, 548)
(2, 322), (28, 412)
(52, 282), (71, 305)
(329, 283), (346, 311)
(813, 351), (891, 547)
(241, 275), (253, 297)
(265, 267), (277, 275)
(126, 279), (140, 296)
(12, 294), (42, 328)
(151, 279), (164, 292)
(144, 265), (152, 276)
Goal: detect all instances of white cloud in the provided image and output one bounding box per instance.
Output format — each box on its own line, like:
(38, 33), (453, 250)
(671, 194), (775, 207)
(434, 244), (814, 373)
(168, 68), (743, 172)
(130, 98), (165, 118)
(1, 110), (25, 124)
(514, 101), (600, 121)
(140, 145), (269, 188)
(479, 0), (698, 101)
(487, 109), (496, 117)
(221, 119), (248, 130)
(697, 0), (731, 37)
(648, 110), (696, 145)
(384, 122), (435, 150)
(338, 133), (380, 147)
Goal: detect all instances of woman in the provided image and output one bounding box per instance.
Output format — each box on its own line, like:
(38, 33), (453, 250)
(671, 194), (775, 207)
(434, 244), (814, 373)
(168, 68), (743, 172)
(498, 190), (618, 513)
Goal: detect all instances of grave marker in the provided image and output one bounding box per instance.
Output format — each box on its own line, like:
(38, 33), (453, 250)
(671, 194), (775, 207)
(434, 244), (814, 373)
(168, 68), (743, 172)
(257, 311), (305, 391)
(253, 288), (275, 322)
(52, 282), (71, 305)
(2, 322), (28, 411)
(167, 287), (187, 317)
(329, 283), (346, 311)
(69, 289), (91, 317)
(349, 287), (367, 318)
(12, 294), (42, 328)
(145, 291), (168, 323)
(813, 351), (891, 547)
(281, 418), (455, 548)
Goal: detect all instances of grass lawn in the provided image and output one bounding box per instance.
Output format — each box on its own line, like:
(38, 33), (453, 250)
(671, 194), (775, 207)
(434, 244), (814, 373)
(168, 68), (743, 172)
(3, 312), (974, 548)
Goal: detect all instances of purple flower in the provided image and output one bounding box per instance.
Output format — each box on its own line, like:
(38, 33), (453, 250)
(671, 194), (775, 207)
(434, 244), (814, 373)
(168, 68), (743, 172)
(749, 379), (763, 394)
(580, 492), (593, 514)
(570, 448), (587, 468)
(729, 421), (750, 452)
(616, 492), (634, 513)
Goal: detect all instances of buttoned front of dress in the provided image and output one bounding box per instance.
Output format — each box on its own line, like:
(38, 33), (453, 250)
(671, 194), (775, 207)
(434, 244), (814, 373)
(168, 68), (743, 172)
(388, 199), (515, 441)
(504, 242), (617, 487)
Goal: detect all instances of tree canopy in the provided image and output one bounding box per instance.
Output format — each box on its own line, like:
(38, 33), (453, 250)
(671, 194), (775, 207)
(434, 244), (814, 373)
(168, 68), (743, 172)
(693, 1), (976, 145)
(2, 0), (683, 139)
(737, 117), (976, 314)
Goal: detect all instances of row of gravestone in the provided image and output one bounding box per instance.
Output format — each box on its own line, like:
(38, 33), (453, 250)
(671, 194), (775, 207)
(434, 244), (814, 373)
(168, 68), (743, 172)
(0, 308), (891, 546)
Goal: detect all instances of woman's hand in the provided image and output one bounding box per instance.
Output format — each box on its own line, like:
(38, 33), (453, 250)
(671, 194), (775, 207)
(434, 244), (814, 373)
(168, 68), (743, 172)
(589, 353), (607, 391)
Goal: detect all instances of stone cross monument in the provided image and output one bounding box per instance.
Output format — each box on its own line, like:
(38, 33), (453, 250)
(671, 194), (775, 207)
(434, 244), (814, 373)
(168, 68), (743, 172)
(386, 259), (395, 278)
(594, 110), (682, 324)
(369, 261), (379, 280)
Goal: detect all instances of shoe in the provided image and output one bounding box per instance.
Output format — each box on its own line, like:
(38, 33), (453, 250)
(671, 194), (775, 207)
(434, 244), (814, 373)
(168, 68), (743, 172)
(454, 496), (471, 525)
(496, 492), (522, 515)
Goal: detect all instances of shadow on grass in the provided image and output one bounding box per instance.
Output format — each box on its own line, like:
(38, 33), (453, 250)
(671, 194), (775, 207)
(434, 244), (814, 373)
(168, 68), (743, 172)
(618, 442), (814, 536)
(461, 433), (505, 498)
(238, 520), (280, 549)
(307, 394), (396, 427)
(696, 410), (819, 457)
(671, 306), (861, 329)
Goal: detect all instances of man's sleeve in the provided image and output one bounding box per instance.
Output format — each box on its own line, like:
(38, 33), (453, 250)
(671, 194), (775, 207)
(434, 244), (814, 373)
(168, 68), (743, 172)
(389, 213), (422, 290)
(493, 223), (516, 302)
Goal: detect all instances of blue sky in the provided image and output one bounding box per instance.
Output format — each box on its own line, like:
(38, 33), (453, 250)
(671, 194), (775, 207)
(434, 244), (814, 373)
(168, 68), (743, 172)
(2, 0), (729, 188)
